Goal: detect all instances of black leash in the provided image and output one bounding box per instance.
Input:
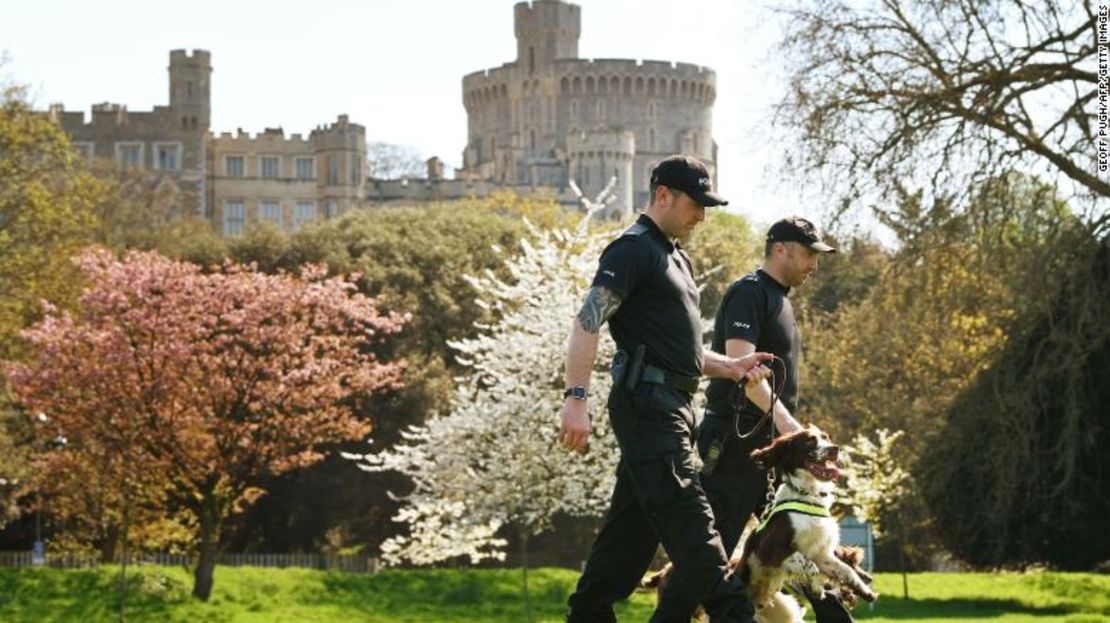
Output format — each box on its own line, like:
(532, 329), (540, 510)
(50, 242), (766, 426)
(701, 355), (786, 476)
(729, 355), (786, 439)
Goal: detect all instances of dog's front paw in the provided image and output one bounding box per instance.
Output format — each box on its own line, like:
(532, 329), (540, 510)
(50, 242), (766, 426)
(860, 588), (878, 603)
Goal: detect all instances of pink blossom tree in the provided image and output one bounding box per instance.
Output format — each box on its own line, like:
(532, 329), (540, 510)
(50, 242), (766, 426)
(4, 247), (405, 600)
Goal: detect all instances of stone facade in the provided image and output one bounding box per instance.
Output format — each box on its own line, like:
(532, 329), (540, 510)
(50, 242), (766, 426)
(456, 0), (719, 216)
(51, 49), (366, 236)
(50, 1), (720, 231)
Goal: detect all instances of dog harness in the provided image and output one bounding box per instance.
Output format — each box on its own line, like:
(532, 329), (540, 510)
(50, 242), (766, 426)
(755, 499), (831, 534)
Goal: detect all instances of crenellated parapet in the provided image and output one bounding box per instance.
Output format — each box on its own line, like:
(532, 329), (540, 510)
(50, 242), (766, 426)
(458, 0), (720, 215)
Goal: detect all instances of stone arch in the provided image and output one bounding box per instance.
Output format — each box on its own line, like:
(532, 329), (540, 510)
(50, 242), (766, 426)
(599, 76), (607, 95)
(585, 76), (595, 94)
(572, 76), (582, 95)
(647, 77), (656, 97)
(681, 81), (688, 97)
(635, 76), (644, 95)
(669, 79), (677, 98)
(623, 76), (632, 95)
(560, 77), (570, 95)
(610, 76), (619, 93)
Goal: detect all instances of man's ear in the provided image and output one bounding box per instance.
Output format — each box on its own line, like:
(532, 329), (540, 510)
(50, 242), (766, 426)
(653, 185), (673, 207)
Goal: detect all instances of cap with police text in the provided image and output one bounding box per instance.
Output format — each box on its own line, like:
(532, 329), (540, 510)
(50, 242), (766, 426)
(650, 155), (728, 207)
(766, 217), (837, 253)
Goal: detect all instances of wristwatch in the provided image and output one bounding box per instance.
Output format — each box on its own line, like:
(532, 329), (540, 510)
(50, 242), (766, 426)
(563, 386), (588, 400)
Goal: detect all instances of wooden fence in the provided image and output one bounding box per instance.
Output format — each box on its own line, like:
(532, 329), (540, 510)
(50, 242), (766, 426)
(0, 550), (378, 573)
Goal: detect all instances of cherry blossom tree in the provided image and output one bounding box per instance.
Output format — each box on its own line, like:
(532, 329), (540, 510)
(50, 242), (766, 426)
(4, 247), (405, 601)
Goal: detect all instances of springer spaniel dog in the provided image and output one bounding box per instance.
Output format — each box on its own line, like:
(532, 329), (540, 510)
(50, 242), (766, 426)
(641, 546), (870, 622)
(640, 426), (876, 622)
(738, 425), (878, 622)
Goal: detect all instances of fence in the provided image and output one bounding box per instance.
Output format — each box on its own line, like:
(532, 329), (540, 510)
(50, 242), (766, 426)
(0, 550), (379, 574)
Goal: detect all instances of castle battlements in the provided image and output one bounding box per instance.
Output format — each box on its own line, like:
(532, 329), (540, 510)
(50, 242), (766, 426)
(458, 0), (720, 215)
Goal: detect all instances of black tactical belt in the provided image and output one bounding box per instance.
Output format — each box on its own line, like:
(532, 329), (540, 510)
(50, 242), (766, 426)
(641, 364), (700, 394)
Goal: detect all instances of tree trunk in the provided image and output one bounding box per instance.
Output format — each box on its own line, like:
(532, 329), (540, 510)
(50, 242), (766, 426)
(191, 495), (221, 601)
(899, 542), (909, 599)
(520, 528), (532, 623)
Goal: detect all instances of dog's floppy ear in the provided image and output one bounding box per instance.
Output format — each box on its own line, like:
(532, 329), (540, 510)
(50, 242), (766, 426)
(750, 428), (806, 470)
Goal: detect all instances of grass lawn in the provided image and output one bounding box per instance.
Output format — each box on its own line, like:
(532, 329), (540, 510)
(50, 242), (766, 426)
(0, 565), (1107, 622)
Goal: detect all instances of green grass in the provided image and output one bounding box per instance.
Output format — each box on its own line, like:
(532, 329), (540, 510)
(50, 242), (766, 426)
(0, 565), (1106, 622)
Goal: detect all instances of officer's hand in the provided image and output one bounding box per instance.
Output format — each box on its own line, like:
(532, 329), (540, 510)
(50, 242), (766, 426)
(733, 351), (773, 384)
(744, 364), (772, 388)
(559, 399), (591, 453)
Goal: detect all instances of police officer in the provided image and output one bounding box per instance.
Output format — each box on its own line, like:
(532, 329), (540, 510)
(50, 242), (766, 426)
(559, 155), (772, 623)
(656, 216), (853, 622)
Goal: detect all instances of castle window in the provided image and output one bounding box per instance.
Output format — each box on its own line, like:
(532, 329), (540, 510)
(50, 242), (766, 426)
(570, 100), (578, 119)
(326, 200), (340, 219)
(225, 155), (245, 178)
(223, 200), (245, 237)
(154, 143), (181, 171)
(349, 155), (362, 186)
(260, 200), (282, 227)
(260, 156), (280, 178)
(529, 47), (535, 75)
(294, 201), (317, 229)
(115, 142), (143, 170)
(72, 142), (94, 166)
(295, 156), (315, 180)
(327, 156), (339, 185)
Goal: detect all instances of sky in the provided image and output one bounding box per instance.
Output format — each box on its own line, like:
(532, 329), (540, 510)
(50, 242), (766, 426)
(1, 0), (818, 231)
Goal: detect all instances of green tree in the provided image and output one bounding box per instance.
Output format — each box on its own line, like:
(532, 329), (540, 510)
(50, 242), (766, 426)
(919, 226), (1108, 570)
(0, 84), (102, 529)
(0, 86), (100, 361)
(220, 197), (561, 554)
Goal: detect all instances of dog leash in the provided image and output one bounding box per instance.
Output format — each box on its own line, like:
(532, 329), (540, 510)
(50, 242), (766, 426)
(701, 356), (785, 477)
(730, 355), (786, 440)
(733, 355), (785, 520)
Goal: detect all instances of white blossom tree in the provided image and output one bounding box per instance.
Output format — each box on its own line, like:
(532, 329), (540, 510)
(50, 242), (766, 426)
(840, 428), (910, 538)
(344, 211), (622, 567)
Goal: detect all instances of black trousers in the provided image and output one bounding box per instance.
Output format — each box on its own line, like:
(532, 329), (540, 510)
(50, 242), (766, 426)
(566, 384), (755, 623)
(657, 411), (855, 623)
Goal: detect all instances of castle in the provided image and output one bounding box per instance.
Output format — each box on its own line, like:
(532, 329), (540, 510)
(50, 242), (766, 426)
(456, 0), (719, 215)
(50, 50), (366, 236)
(49, 0), (719, 233)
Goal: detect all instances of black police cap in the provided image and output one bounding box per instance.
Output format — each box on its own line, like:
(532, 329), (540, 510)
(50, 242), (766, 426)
(766, 217), (837, 253)
(650, 155), (728, 207)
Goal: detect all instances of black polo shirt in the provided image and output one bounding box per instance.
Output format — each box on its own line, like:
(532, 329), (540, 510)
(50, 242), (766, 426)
(705, 269), (800, 415)
(590, 214), (703, 378)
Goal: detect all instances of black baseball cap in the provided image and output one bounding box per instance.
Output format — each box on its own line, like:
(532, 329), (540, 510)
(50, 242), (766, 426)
(766, 217), (837, 253)
(650, 155), (728, 207)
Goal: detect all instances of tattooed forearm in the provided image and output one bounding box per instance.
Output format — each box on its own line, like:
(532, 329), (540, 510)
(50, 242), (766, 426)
(576, 286), (622, 334)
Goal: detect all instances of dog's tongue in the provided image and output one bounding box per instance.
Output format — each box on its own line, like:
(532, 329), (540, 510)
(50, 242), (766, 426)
(809, 461), (841, 481)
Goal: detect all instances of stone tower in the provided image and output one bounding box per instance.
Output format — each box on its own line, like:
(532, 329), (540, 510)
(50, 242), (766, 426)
(460, 0), (719, 217)
(169, 49), (211, 132)
(514, 0), (580, 72)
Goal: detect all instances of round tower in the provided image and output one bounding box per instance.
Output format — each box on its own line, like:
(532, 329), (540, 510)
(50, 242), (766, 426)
(514, 0), (580, 73)
(567, 129), (635, 217)
(168, 49), (211, 131)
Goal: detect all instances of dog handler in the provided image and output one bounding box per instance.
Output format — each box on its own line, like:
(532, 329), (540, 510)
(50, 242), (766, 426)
(657, 216), (853, 622)
(559, 155), (772, 623)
